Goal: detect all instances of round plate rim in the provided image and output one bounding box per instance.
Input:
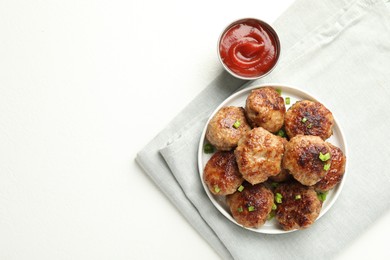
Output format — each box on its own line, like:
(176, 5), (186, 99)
(197, 83), (348, 234)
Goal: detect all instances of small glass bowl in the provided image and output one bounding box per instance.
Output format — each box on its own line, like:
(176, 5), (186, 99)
(217, 18), (281, 80)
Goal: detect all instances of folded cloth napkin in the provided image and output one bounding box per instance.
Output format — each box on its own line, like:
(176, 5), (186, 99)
(137, 0), (390, 259)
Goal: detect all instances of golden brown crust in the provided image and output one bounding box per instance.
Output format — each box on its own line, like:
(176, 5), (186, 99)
(226, 183), (274, 228)
(284, 100), (334, 140)
(235, 127), (284, 185)
(206, 106), (251, 151)
(203, 151), (244, 195)
(245, 87), (286, 133)
(314, 143), (346, 192)
(275, 182), (322, 230)
(283, 135), (331, 186)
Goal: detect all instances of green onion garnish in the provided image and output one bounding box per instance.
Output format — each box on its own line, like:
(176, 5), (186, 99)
(295, 194), (302, 200)
(275, 88), (282, 95)
(204, 143), (214, 154)
(307, 123), (313, 129)
(275, 193), (283, 204)
(317, 191), (328, 202)
(267, 211), (276, 220)
(323, 163), (331, 171)
(248, 206), (255, 212)
(238, 185), (244, 192)
(319, 152), (331, 161)
(277, 129), (286, 137)
(214, 185), (220, 193)
(285, 97), (290, 105)
(271, 182), (279, 188)
(301, 117), (308, 123)
(237, 207), (243, 213)
(233, 120), (241, 129)
(272, 203), (277, 210)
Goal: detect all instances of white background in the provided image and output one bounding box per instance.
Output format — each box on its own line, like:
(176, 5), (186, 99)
(1, 0), (389, 259)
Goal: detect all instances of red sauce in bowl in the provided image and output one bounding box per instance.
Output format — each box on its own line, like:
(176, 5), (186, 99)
(219, 19), (280, 79)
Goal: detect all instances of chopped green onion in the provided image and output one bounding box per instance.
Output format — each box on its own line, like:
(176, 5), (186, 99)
(277, 129), (286, 137)
(285, 97), (290, 105)
(307, 123), (313, 129)
(275, 88), (282, 95)
(237, 206), (243, 213)
(233, 120), (241, 129)
(267, 211), (275, 220)
(323, 163), (331, 171)
(204, 143), (214, 154)
(238, 185), (244, 192)
(248, 206), (255, 212)
(275, 193), (283, 204)
(271, 182), (279, 188)
(295, 194), (302, 200)
(319, 152), (331, 162)
(317, 191), (328, 202)
(214, 185), (220, 193)
(301, 117), (308, 123)
(272, 203), (277, 210)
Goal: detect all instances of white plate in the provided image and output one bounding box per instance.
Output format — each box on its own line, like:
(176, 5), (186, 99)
(198, 83), (348, 234)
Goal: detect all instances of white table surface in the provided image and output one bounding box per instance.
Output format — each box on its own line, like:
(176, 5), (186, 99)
(1, 0), (389, 259)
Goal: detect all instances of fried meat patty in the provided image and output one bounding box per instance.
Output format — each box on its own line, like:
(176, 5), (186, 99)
(275, 182), (322, 230)
(245, 87), (286, 133)
(314, 143), (346, 192)
(206, 106), (251, 151)
(284, 100), (334, 140)
(227, 183), (274, 228)
(268, 136), (290, 182)
(268, 168), (291, 183)
(283, 135), (331, 186)
(235, 127), (284, 185)
(203, 151), (244, 195)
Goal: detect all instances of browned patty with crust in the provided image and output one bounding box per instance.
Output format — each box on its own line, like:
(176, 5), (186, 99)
(268, 136), (291, 182)
(245, 87), (286, 133)
(203, 151), (244, 195)
(283, 135), (331, 186)
(268, 168), (291, 183)
(227, 183), (274, 228)
(284, 100), (334, 140)
(314, 143), (346, 192)
(206, 106), (251, 151)
(235, 127), (284, 185)
(275, 182), (322, 230)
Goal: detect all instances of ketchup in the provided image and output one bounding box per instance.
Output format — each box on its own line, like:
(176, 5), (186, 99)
(219, 20), (279, 78)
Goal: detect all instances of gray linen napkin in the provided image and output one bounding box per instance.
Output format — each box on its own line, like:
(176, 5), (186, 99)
(137, 0), (390, 259)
